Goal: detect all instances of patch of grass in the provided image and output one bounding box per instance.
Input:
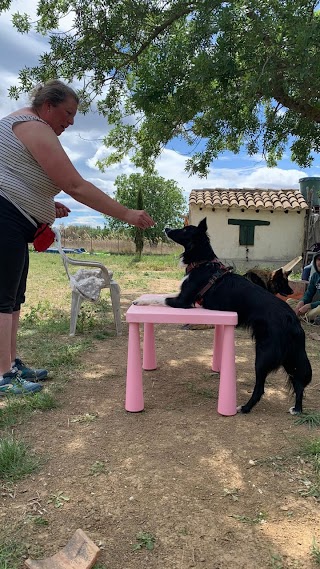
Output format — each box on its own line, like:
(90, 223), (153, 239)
(48, 340), (92, 369)
(27, 391), (58, 411)
(255, 454), (290, 473)
(33, 515), (49, 527)
(27, 514), (49, 527)
(133, 531), (156, 551)
(0, 391), (58, 429)
(93, 331), (113, 340)
(47, 491), (70, 508)
(89, 460), (107, 476)
(302, 439), (320, 475)
(0, 481), (15, 497)
(0, 398), (30, 429)
(187, 382), (214, 399)
(270, 552), (284, 568)
(0, 437), (41, 481)
(311, 538), (320, 564)
(294, 411), (320, 428)
(76, 300), (113, 334)
(0, 538), (26, 569)
(303, 439), (320, 456)
(231, 511), (267, 524)
(296, 439), (320, 500)
(70, 412), (99, 424)
(298, 483), (320, 499)
(22, 300), (53, 326)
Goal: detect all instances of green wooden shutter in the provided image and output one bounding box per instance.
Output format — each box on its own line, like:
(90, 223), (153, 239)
(239, 224), (254, 245)
(228, 219), (270, 246)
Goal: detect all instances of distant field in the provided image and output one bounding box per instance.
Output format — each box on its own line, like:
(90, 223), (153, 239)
(60, 237), (181, 255)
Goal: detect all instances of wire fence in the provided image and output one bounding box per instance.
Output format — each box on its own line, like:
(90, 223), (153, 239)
(62, 236), (180, 255)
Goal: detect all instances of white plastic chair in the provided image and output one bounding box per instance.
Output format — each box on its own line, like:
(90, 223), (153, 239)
(53, 229), (122, 336)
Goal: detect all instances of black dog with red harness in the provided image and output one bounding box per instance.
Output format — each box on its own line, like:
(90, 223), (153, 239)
(134, 218), (312, 414)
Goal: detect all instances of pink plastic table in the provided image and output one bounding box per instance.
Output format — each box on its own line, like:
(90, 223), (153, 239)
(125, 295), (238, 416)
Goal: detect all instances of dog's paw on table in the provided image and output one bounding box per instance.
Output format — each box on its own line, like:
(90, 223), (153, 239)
(182, 323), (214, 330)
(132, 294), (167, 306)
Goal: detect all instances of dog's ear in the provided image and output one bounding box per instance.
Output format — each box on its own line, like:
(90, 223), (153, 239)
(272, 268), (282, 278)
(273, 267), (292, 279)
(198, 218), (207, 232)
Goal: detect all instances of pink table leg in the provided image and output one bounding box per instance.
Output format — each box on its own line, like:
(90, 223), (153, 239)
(217, 325), (237, 416)
(125, 322), (144, 412)
(143, 323), (157, 370)
(212, 324), (224, 371)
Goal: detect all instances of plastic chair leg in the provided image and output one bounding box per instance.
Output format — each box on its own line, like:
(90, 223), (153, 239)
(110, 281), (122, 335)
(70, 291), (83, 336)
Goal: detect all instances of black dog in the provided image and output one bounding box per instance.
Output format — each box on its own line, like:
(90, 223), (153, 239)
(134, 218), (312, 414)
(244, 267), (293, 296)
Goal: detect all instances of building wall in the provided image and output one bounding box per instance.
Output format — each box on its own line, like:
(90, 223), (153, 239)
(190, 206), (306, 268)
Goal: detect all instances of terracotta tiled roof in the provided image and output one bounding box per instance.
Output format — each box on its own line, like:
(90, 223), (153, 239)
(189, 188), (308, 211)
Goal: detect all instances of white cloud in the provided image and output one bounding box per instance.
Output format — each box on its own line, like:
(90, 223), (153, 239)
(237, 166), (304, 189)
(60, 143), (84, 163)
(55, 214), (104, 228)
(154, 149), (306, 192)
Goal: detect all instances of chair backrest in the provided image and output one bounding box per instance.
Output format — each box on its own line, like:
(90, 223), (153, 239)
(53, 228), (114, 299)
(53, 228), (75, 279)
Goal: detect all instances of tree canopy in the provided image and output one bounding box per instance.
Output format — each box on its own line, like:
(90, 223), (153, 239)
(2, 0), (320, 174)
(108, 173), (187, 245)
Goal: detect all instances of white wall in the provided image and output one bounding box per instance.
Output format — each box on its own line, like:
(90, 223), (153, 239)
(190, 206), (306, 266)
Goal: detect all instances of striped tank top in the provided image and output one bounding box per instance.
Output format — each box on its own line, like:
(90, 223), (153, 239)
(0, 114), (60, 224)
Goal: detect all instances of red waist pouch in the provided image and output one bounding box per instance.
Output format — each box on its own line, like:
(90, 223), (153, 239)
(33, 223), (55, 252)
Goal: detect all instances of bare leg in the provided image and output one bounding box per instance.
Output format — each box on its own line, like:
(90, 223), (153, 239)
(0, 313), (13, 375)
(11, 310), (20, 363)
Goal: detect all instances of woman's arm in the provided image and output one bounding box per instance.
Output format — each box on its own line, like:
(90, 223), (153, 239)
(13, 121), (154, 229)
(301, 274), (317, 305)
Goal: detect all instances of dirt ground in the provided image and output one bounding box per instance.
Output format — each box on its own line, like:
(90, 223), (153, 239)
(1, 289), (320, 569)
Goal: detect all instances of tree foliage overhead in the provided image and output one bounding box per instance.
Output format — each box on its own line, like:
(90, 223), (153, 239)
(2, 0), (320, 174)
(108, 173), (186, 244)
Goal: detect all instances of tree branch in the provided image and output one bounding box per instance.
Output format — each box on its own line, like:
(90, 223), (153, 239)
(272, 85), (320, 123)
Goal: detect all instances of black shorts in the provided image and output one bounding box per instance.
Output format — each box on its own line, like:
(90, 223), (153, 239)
(0, 195), (37, 313)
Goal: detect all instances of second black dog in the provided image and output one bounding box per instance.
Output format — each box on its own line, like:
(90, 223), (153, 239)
(134, 218), (312, 414)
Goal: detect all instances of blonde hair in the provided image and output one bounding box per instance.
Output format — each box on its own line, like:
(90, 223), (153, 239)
(30, 79), (79, 109)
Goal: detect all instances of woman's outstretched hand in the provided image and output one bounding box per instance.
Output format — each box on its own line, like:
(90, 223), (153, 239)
(124, 209), (155, 229)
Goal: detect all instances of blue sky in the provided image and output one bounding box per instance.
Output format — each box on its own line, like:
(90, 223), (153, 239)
(0, 0), (319, 228)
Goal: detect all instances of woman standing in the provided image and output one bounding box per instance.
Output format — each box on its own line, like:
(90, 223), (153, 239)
(0, 79), (154, 395)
